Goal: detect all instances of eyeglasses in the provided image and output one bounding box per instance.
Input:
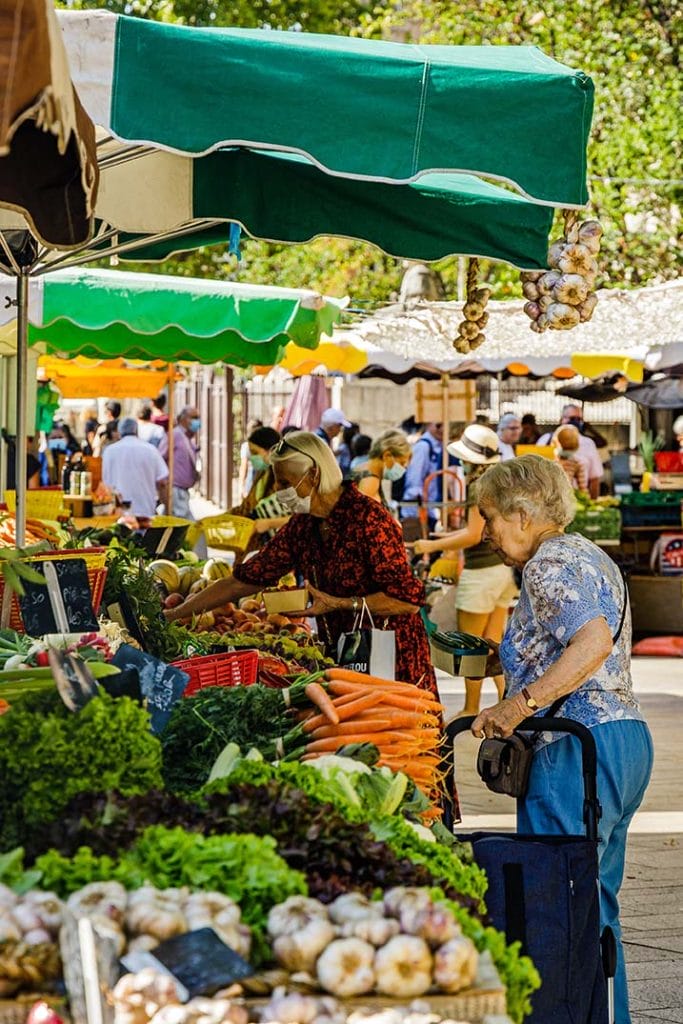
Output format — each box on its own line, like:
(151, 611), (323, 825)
(272, 437), (314, 463)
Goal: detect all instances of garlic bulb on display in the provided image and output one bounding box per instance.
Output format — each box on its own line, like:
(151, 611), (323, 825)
(552, 273), (589, 306)
(316, 939), (376, 998)
(374, 936), (433, 998)
(546, 302), (581, 330)
(432, 936), (478, 993)
(344, 918), (400, 947)
(273, 918), (336, 973)
(328, 894), (383, 926)
(268, 898), (329, 939)
(383, 887), (431, 920)
(457, 319), (480, 341)
(400, 904), (459, 948)
(261, 991), (320, 1024)
(522, 213), (603, 331)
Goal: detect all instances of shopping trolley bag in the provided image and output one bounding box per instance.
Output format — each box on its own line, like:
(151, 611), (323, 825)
(442, 716), (610, 1024)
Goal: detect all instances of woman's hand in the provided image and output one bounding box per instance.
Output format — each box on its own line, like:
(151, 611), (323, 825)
(304, 581), (343, 617)
(471, 694), (527, 740)
(413, 539), (435, 555)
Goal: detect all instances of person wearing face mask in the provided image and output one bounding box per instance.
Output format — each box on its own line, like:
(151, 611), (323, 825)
(538, 404), (604, 498)
(165, 431), (437, 694)
(355, 430), (411, 507)
(159, 405), (201, 519)
(230, 426), (290, 561)
(413, 424), (517, 716)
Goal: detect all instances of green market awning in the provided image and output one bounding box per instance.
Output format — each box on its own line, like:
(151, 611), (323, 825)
(21, 269), (346, 367)
(115, 153), (555, 270)
(60, 10), (593, 207)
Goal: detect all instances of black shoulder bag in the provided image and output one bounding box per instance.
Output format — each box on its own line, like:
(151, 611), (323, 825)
(477, 575), (628, 798)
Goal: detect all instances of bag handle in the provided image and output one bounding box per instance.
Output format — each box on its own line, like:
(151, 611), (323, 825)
(352, 598), (375, 631)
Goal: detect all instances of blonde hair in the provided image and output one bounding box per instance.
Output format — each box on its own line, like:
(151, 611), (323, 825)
(270, 430), (342, 496)
(368, 429), (411, 460)
(476, 455), (576, 527)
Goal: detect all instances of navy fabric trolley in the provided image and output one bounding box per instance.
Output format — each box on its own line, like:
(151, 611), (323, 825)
(443, 716), (615, 1024)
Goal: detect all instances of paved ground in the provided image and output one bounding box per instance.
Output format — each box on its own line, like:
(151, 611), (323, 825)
(437, 660), (683, 1023)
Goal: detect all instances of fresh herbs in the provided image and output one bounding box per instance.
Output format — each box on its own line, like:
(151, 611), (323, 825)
(0, 691), (162, 852)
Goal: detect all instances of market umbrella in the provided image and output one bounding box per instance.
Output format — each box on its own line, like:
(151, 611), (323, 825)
(25, 269), (346, 367)
(60, 10), (593, 207)
(623, 377), (683, 410)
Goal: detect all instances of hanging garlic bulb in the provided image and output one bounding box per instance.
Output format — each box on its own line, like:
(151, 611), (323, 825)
(453, 258), (491, 354)
(522, 212), (603, 331)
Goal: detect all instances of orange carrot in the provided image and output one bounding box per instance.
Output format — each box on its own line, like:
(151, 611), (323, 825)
(355, 709), (440, 729)
(327, 679), (438, 704)
(303, 693), (384, 733)
(370, 691), (445, 714)
(325, 668), (428, 693)
(305, 682), (339, 724)
(310, 719), (394, 739)
(305, 731), (420, 753)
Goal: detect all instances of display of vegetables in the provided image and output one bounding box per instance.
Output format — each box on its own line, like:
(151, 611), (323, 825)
(0, 691), (163, 852)
(112, 969), (248, 1024)
(521, 216), (603, 332)
(299, 670), (444, 803)
(267, 890), (478, 998)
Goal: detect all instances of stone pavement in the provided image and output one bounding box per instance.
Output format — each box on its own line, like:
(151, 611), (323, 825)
(437, 659), (683, 1023)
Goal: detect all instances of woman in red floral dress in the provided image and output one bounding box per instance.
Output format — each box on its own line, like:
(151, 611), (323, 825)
(165, 431), (436, 693)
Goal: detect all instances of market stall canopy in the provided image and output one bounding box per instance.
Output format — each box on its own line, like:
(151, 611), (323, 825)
(59, 10), (593, 206)
(0, 270), (346, 367)
(37, 356), (180, 400)
(326, 282), (682, 380)
(0, 0), (98, 248)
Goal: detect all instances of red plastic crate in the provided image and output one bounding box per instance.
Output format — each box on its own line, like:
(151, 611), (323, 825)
(655, 451), (683, 473)
(172, 649), (259, 696)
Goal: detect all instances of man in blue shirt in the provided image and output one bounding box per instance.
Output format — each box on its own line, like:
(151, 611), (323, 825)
(401, 422), (443, 528)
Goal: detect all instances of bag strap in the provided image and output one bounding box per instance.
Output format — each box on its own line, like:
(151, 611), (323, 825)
(352, 598), (375, 631)
(538, 570), (628, 723)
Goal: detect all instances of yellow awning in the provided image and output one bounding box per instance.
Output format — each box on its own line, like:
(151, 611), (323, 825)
(571, 353), (644, 382)
(38, 355), (179, 399)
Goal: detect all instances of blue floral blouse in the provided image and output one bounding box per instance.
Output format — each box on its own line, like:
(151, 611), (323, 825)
(500, 533), (643, 743)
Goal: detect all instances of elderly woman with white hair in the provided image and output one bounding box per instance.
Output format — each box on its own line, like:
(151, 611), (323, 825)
(166, 431), (436, 693)
(471, 455), (652, 1024)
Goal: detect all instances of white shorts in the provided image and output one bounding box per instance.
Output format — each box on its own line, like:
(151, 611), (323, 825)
(454, 564), (518, 615)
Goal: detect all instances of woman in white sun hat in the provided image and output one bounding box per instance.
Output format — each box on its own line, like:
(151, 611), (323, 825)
(414, 423), (517, 715)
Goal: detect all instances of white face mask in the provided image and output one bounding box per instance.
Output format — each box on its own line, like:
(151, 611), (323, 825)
(276, 472), (312, 515)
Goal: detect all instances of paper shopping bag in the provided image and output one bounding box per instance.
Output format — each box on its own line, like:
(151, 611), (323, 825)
(336, 599), (396, 679)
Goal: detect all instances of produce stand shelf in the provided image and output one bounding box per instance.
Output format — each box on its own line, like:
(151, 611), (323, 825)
(246, 952), (506, 1022)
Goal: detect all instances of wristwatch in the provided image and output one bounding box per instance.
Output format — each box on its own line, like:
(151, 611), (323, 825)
(522, 687), (539, 711)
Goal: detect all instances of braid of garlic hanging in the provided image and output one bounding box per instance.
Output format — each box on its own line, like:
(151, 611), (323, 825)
(521, 208), (603, 333)
(453, 258), (491, 353)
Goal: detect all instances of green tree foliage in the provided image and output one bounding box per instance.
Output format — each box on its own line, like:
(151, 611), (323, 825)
(60, 0), (681, 301)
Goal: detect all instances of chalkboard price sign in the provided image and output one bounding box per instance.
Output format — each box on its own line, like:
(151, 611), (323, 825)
(138, 928), (254, 998)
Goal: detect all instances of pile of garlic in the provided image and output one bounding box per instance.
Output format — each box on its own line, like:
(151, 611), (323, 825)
(268, 890), (478, 1000)
(113, 968), (248, 1024)
(453, 258), (490, 354)
(521, 218), (603, 332)
(0, 884), (64, 947)
(66, 882), (251, 959)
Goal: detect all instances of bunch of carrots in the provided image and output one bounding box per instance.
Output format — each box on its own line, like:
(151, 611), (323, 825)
(298, 668), (444, 802)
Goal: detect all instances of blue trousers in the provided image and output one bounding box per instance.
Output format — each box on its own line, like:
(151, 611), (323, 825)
(518, 720), (653, 1024)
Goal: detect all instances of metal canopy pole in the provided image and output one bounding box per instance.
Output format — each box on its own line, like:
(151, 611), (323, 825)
(167, 364), (175, 514)
(15, 272), (29, 547)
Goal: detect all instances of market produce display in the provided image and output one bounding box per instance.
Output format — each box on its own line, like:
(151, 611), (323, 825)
(0, 522), (541, 1022)
(267, 890), (478, 997)
(521, 216), (603, 332)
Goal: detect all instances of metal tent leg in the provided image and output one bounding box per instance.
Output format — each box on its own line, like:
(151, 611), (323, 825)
(15, 271), (29, 548)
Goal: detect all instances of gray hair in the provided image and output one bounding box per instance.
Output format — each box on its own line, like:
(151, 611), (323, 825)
(475, 455), (576, 528)
(497, 413), (521, 435)
(118, 417), (138, 437)
(271, 430), (342, 496)
(673, 415), (683, 436)
(368, 429), (411, 460)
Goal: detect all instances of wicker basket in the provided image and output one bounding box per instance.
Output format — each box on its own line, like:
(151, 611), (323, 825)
(0, 548), (108, 632)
